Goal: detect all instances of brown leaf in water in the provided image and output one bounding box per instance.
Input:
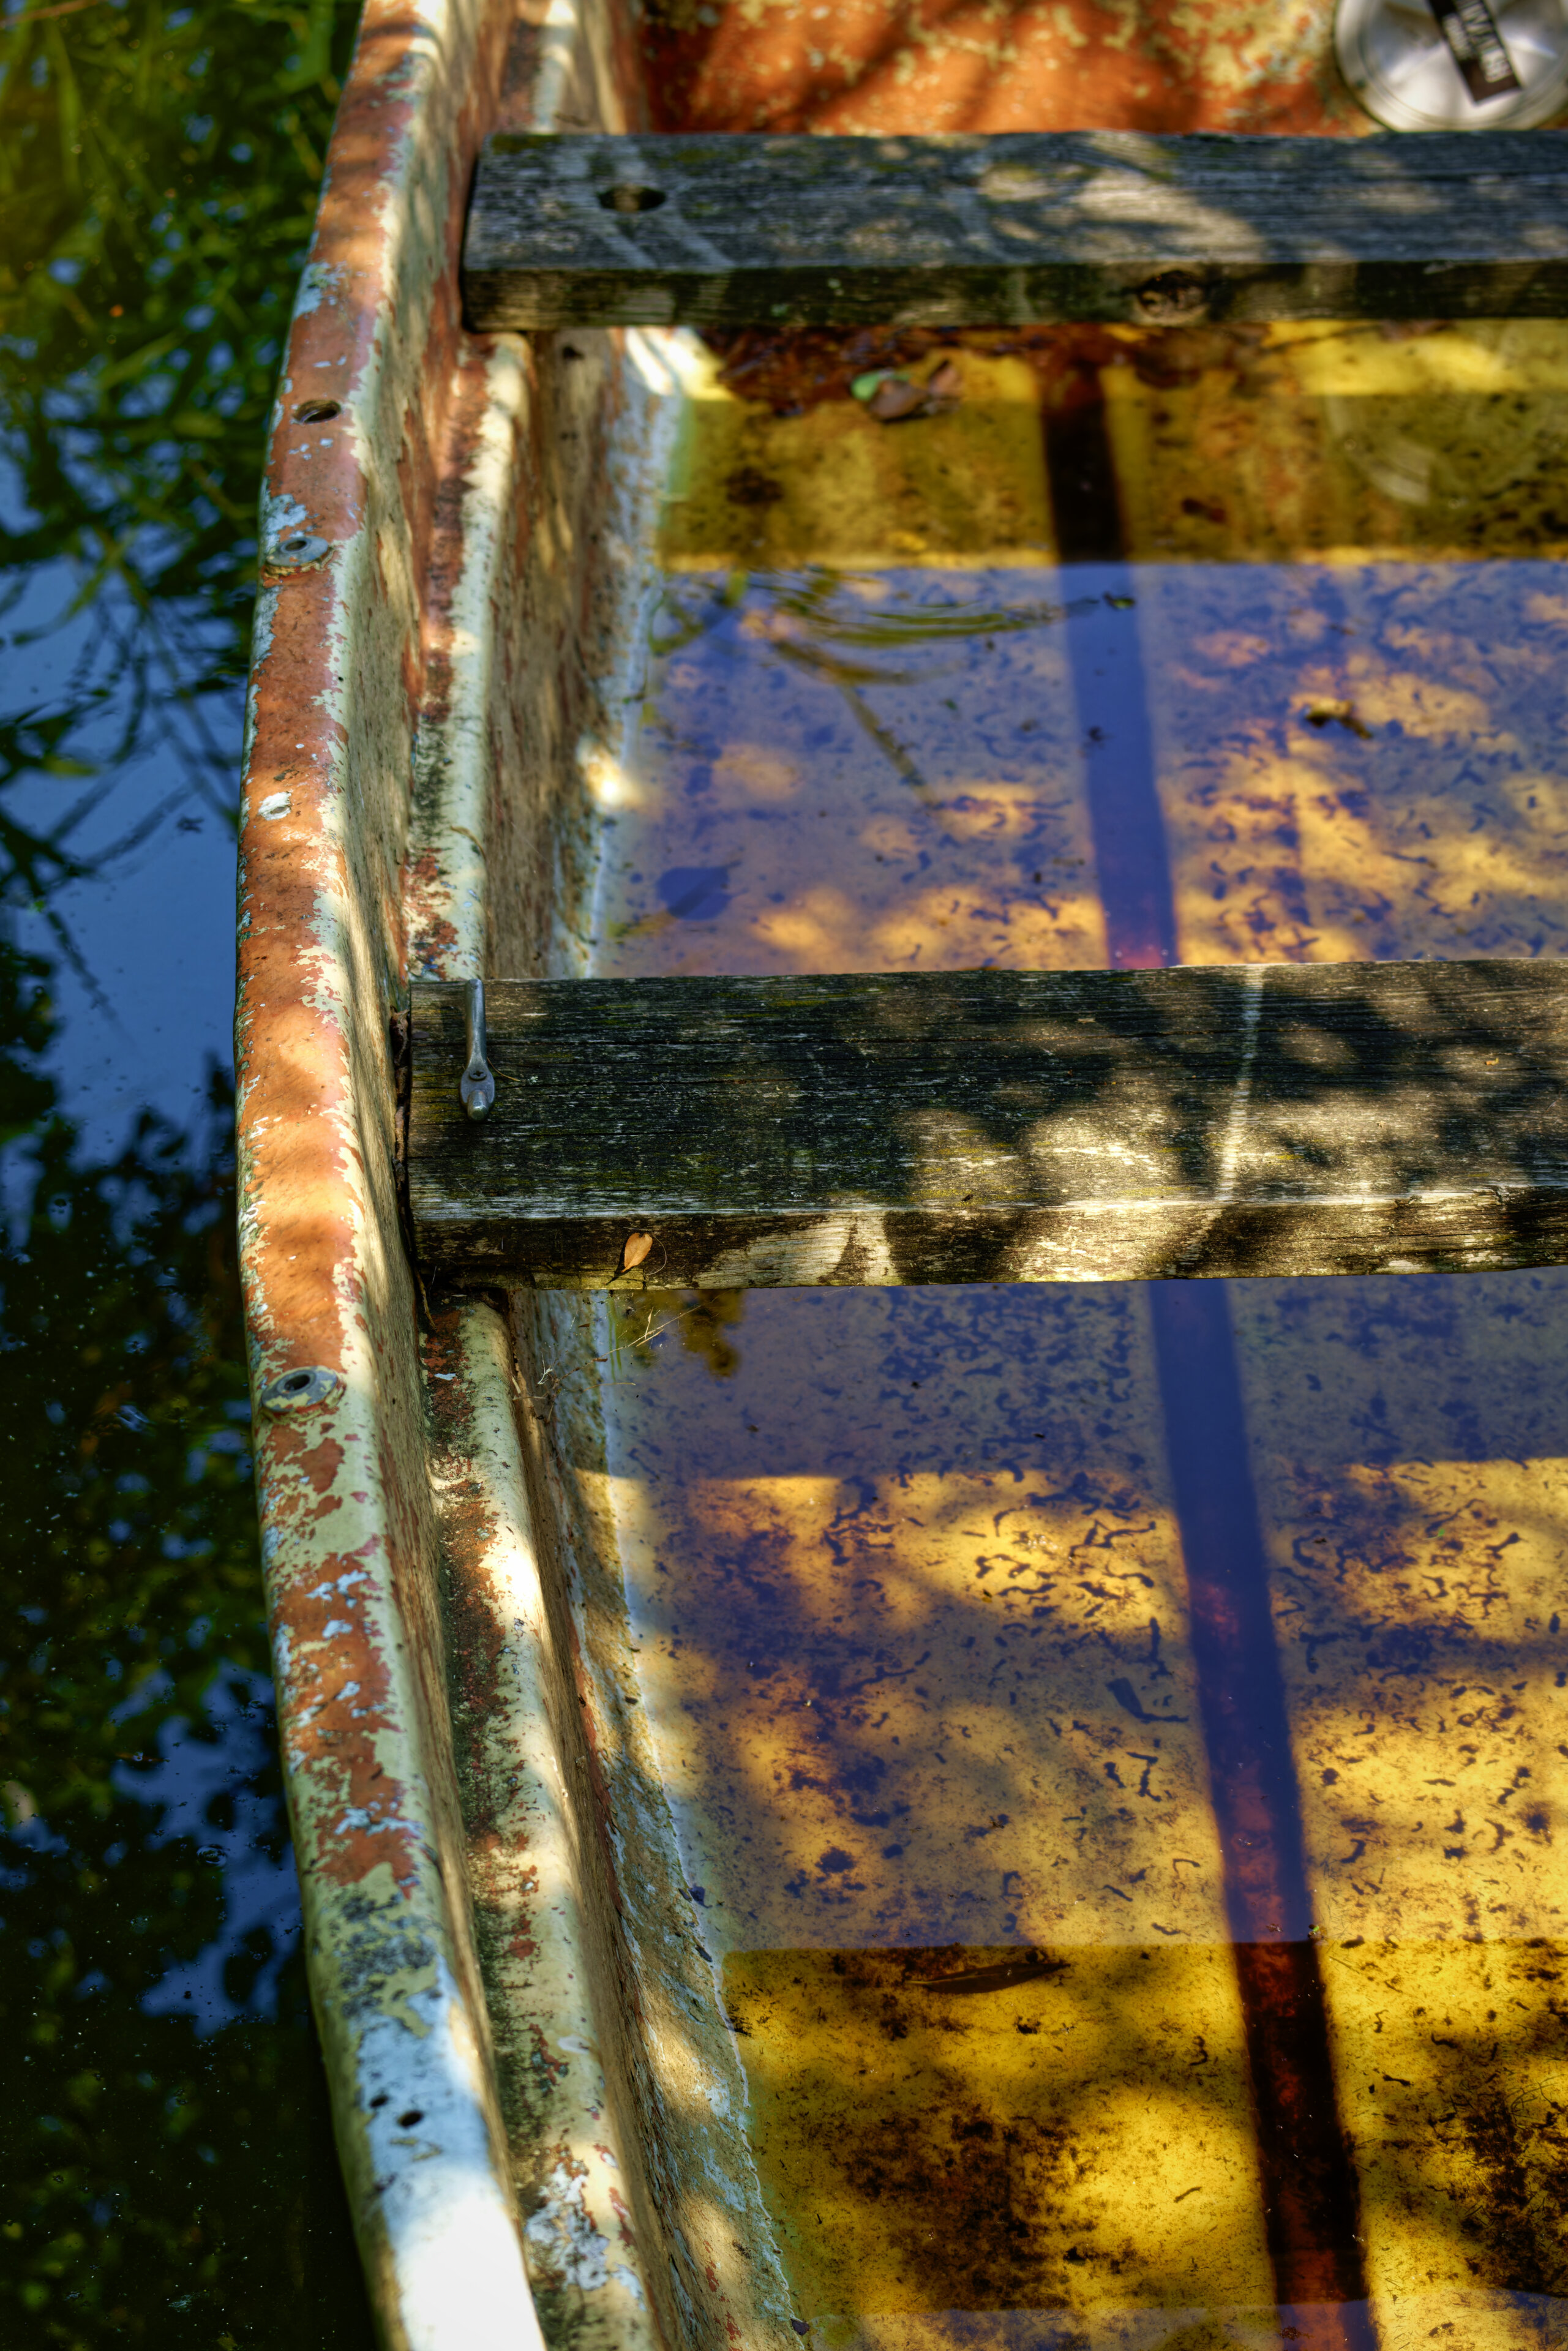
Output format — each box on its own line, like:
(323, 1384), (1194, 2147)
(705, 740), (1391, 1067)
(621, 1231), (655, 1271)
(867, 375), (926, 422)
(724, 465), (783, 507)
(925, 359), (962, 403)
(1304, 700), (1373, 740)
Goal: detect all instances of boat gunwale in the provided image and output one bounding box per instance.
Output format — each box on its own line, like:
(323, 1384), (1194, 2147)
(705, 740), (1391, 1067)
(236, 0), (662, 2341)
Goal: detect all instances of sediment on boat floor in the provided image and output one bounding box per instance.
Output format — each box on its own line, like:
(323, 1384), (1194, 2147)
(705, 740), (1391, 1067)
(545, 319), (1568, 2350)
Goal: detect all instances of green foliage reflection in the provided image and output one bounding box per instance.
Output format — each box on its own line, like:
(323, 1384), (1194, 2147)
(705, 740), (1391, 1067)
(0, 0), (358, 966)
(0, 0), (377, 2339)
(0, 957), (373, 2343)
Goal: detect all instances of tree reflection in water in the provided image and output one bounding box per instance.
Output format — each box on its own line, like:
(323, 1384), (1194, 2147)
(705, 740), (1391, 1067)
(0, 0), (375, 2339)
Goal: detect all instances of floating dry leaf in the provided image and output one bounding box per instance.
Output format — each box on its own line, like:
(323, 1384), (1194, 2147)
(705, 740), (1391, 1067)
(866, 375), (926, 423)
(855, 361), (962, 424)
(1304, 699), (1373, 740)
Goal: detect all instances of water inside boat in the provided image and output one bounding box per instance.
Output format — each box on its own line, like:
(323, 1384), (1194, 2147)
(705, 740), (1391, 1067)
(569, 318), (1568, 2350)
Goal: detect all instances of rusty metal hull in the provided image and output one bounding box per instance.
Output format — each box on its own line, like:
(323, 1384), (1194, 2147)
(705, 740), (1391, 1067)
(237, 0), (673, 2337)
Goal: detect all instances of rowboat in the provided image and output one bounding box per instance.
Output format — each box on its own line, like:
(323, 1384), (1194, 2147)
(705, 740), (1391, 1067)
(240, 0), (1568, 2342)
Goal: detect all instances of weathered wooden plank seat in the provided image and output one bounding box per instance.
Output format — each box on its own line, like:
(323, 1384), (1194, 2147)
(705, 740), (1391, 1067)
(443, 132), (1568, 1298)
(408, 963), (1568, 1289)
(463, 129), (1568, 330)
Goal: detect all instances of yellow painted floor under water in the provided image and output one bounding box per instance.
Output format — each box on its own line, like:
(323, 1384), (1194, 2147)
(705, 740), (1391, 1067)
(583, 324), (1568, 2351)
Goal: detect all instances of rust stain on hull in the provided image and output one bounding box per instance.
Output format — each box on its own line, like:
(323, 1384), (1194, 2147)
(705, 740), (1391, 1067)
(643, 0), (1373, 140)
(237, 0), (562, 2332)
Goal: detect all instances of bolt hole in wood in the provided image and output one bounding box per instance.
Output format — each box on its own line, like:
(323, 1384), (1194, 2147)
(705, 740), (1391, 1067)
(459, 26), (1568, 2351)
(599, 181), (666, 213)
(525, 283), (1568, 2351)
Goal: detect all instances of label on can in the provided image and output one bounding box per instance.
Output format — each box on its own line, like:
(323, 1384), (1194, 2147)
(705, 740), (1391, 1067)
(1427, 0), (1523, 100)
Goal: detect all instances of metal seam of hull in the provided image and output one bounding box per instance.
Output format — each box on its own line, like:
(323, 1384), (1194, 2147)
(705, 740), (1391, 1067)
(419, 295), (810, 2342)
(425, 1296), (659, 2349)
(401, 201), (675, 2338)
(407, 337), (533, 988)
(413, 286), (820, 2344)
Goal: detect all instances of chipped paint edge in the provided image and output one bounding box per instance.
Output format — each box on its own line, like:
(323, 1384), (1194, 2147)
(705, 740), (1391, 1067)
(237, 0), (574, 2339)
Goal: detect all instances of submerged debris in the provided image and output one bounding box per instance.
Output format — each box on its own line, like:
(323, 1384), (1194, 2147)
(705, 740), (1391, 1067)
(850, 359), (964, 423)
(706, 321), (1272, 419)
(1304, 699), (1374, 739)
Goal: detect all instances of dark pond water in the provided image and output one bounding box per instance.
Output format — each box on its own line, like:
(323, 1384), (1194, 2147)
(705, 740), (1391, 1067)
(0, 1), (375, 2339)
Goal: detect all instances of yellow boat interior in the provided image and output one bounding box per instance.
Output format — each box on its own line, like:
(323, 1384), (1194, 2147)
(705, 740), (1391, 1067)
(240, 1), (1568, 2347)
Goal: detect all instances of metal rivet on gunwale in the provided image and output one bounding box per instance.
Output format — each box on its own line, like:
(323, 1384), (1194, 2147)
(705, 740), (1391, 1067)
(268, 529), (331, 569)
(260, 1365), (343, 1415)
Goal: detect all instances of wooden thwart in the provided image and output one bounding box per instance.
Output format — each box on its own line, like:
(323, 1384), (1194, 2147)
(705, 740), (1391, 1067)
(463, 130), (1568, 330)
(408, 962), (1568, 1291)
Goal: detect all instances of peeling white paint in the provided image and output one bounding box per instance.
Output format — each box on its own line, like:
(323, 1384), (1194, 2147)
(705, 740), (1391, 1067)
(359, 1972), (547, 2351)
(531, 0), (588, 133)
(525, 2161), (615, 2293)
(407, 340), (530, 980)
